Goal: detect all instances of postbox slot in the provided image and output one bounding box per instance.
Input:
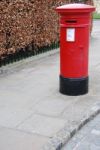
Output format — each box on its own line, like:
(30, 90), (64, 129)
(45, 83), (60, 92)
(66, 20), (77, 23)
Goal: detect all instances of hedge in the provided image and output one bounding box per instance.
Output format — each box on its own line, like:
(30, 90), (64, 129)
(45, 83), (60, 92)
(0, 0), (71, 61)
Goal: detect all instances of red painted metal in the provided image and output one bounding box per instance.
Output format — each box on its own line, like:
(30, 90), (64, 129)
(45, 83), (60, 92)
(56, 4), (95, 78)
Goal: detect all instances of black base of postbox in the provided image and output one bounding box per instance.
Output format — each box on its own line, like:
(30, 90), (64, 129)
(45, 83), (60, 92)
(60, 75), (88, 96)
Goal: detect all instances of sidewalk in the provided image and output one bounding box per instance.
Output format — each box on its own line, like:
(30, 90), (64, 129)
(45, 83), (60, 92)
(0, 20), (100, 150)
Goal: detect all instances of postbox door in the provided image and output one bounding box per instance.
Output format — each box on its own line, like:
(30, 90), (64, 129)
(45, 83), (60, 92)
(60, 25), (90, 78)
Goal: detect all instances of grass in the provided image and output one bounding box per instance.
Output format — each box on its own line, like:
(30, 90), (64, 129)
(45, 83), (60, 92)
(93, 12), (100, 19)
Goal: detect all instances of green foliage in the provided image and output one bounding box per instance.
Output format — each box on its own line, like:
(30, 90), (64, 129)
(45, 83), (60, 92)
(93, 12), (100, 19)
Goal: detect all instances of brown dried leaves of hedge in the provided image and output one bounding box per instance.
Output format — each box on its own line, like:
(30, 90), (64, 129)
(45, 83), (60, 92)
(0, 0), (69, 58)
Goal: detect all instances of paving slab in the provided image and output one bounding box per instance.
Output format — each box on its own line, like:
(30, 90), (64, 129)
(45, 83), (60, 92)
(0, 107), (33, 128)
(17, 114), (66, 137)
(0, 127), (48, 150)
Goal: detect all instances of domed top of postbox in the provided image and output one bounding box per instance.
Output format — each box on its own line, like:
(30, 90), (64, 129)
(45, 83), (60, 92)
(55, 3), (95, 14)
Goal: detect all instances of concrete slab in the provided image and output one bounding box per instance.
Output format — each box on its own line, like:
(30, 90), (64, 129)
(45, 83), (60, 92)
(62, 95), (100, 122)
(0, 107), (33, 128)
(0, 127), (48, 150)
(33, 97), (77, 117)
(17, 114), (66, 137)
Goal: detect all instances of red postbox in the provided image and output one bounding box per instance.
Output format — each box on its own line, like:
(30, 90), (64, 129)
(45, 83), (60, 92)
(55, 4), (95, 96)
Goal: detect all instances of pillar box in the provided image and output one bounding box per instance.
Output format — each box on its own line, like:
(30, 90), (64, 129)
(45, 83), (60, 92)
(55, 4), (95, 96)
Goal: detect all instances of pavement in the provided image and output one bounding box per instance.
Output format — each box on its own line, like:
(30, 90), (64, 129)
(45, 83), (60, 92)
(0, 20), (100, 150)
(62, 113), (100, 150)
